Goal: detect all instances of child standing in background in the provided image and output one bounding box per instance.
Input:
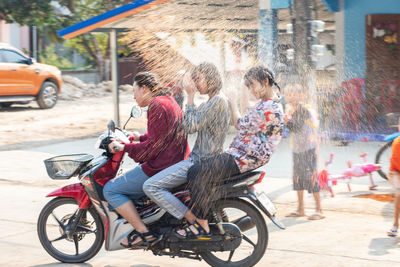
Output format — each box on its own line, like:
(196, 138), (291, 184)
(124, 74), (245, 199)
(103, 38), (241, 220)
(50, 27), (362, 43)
(387, 118), (400, 237)
(284, 83), (324, 220)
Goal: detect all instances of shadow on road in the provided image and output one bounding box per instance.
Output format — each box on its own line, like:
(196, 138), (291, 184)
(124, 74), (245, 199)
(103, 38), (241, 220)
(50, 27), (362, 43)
(269, 217), (311, 233)
(368, 237), (400, 256)
(28, 262), (158, 267)
(0, 105), (39, 112)
(30, 263), (92, 267)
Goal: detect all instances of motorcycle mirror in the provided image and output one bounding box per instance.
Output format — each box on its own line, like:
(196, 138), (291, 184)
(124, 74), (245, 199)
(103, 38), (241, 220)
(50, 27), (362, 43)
(130, 105), (142, 118)
(107, 120), (116, 132)
(123, 105), (142, 130)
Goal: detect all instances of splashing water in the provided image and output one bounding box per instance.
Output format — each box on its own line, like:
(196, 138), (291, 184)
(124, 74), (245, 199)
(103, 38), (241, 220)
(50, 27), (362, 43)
(115, 1), (396, 202)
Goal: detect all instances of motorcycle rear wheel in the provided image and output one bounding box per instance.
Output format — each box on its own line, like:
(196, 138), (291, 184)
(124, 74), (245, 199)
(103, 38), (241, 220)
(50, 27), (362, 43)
(37, 197), (104, 263)
(200, 199), (268, 267)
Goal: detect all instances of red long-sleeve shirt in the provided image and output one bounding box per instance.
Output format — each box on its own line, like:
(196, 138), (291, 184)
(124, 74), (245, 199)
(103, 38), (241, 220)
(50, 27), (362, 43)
(390, 137), (400, 173)
(124, 95), (190, 177)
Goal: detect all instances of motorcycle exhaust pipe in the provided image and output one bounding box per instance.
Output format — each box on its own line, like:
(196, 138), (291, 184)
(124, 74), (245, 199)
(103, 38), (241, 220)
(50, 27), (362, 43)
(234, 216), (255, 232)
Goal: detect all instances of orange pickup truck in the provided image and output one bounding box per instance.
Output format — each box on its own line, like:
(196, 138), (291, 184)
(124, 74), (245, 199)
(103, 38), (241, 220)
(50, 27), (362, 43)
(0, 43), (62, 109)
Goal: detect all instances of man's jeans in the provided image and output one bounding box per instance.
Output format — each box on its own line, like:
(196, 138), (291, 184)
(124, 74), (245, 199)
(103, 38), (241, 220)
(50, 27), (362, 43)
(143, 158), (193, 219)
(103, 165), (149, 209)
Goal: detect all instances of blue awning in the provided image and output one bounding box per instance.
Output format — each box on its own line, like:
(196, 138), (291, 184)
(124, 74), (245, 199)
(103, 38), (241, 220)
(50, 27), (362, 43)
(58, 0), (168, 39)
(321, 0), (340, 12)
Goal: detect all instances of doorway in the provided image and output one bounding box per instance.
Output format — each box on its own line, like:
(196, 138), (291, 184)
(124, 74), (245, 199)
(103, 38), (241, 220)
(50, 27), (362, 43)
(365, 14), (400, 124)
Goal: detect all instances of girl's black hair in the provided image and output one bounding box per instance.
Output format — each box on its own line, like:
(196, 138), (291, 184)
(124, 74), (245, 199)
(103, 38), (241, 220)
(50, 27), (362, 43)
(134, 71), (170, 96)
(244, 65), (281, 91)
(191, 62), (222, 93)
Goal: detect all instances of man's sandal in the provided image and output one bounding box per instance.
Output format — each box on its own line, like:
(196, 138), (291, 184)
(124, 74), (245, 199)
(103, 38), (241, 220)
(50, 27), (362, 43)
(387, 228), (398, 237)
(174, 221), (212, 240)
(121, 230), (158, 249)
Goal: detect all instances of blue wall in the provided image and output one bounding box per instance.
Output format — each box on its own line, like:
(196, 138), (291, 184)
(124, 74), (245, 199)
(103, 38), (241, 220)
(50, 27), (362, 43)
(344, 0), (400, 80)
(321, 0), (339, 12)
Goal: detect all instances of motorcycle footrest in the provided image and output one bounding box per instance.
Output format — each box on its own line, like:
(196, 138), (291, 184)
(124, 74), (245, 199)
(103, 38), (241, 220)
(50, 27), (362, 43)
(152, 250), (201, 261)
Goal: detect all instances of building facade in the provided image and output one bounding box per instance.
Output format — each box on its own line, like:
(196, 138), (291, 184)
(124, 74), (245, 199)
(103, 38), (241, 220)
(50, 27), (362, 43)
(0, 21), (30, 52)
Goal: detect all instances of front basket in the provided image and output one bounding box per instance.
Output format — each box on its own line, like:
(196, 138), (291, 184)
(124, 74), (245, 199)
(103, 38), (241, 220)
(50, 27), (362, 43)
(44, 154), (94, 179)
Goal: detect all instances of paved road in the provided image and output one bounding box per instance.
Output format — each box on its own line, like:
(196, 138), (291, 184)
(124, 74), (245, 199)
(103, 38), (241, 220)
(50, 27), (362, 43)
(1, 134), (399, 266)
(0, 179), (398, 267)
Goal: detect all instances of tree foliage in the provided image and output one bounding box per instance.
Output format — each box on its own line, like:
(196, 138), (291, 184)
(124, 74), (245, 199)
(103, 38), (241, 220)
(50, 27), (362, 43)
(0, 0), (131, 30)
(0, 0), (53, 27)
(0, 0), (133, 79)
(39, 44), (76, 70)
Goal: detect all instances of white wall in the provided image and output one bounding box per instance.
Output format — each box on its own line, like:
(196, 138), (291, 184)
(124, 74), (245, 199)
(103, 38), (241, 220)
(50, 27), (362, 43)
(0, 21), (30, 52)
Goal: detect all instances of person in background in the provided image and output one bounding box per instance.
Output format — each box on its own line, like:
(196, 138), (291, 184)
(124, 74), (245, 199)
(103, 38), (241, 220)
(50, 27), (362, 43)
(284, 83), (324, 220)
(387, 117), (400, 237)
(103, 72), (189, 248)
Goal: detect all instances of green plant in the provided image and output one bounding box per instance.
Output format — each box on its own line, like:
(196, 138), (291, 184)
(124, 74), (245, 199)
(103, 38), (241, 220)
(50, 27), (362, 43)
(39, 44), (76, 70)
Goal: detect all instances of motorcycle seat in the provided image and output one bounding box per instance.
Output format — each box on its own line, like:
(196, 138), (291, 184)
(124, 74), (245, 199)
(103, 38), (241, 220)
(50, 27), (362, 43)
(133, 171), (263, 207)
(222, 170), (263, 183)
(221, 171), (264, 188)
(167, 171), (263, 191)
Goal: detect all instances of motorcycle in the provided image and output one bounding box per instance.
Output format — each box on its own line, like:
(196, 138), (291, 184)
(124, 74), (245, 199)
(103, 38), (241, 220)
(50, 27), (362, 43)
(37, 106), (285, 267)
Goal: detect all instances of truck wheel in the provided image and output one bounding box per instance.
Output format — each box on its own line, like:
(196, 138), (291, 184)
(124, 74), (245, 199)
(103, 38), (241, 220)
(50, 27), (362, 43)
(37, 81), (58, 109)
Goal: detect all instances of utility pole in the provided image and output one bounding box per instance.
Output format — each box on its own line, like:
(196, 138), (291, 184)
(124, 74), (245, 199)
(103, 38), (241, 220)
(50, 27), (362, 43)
(110, 29), (120, 127)
(32, 26), (38, 60)
(293, 0), (313, 87)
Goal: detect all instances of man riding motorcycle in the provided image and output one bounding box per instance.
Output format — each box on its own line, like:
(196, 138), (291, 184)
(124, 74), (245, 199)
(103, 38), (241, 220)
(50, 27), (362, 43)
(104, 71), (189, 248)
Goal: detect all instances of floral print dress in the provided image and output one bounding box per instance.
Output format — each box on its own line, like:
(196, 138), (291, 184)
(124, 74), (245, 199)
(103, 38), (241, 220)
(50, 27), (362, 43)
(227, 99), (284, 173)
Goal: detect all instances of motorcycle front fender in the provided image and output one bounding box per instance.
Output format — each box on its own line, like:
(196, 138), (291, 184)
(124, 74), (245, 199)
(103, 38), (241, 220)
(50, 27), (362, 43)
(246, 190), (285, 230)
(47, 183), (92, 209)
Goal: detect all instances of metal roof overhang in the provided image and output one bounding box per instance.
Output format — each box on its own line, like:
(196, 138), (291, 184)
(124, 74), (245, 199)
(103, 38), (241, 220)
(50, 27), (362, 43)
(58, 0), (335, 39)
(58, 0), (169, 39)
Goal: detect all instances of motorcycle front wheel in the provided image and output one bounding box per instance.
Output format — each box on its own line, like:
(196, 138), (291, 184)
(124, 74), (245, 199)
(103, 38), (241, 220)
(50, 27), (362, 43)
(200, 199), (268, 267)
(37, 197), (104, 263)
(375, 140), (393, 180)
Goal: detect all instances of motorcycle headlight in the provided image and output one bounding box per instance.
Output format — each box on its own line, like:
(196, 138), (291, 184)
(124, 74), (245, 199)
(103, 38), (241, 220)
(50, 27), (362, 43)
(95, 131), (110, 150)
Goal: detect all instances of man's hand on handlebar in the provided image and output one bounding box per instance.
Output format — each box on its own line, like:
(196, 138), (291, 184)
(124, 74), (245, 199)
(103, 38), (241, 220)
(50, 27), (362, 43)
(128, 131), (141, 142)
(108, 141), (125, 153)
